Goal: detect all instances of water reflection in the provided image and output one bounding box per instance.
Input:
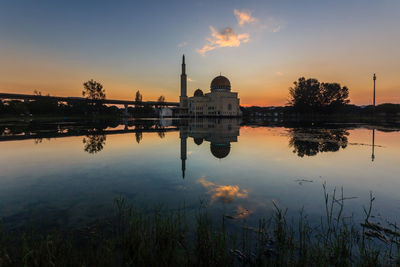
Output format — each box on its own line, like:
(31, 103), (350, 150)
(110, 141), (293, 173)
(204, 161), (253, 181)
(83, 134), (106, 154)
(135, 132), (143, 144)
(371, 128), (375, 162)
(1, 118), (400, 231)
(179, 118), (241, 178)
(0, 119), (396, 165)
(197, 177), (248, 203)
(288, 128), (349, 157)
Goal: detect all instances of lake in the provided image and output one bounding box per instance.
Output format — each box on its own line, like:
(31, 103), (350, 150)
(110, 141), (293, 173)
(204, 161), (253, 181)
(1, 118), (399, 230)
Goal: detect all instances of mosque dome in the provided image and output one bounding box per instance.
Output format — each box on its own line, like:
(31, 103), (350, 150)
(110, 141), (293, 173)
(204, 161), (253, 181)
(210, 75), (231, 92)
(193, 138), (204, 145)
(194, 89), (204, 97)
(210, 143), (231, 159)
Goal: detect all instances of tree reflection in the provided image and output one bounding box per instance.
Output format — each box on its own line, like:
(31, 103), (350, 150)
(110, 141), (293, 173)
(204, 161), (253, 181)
(157, 131), (165, 139)
(82, 134), (106, 154)
(288, 128), (349, 157)
(135, 132), (143, 144)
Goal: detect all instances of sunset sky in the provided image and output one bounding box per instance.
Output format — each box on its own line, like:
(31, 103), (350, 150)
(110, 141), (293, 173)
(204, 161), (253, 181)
(0, 0), (399, 106)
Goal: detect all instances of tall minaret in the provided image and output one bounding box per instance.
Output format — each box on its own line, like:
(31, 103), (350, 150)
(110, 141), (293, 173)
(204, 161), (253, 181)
(180, 55), (188, 114)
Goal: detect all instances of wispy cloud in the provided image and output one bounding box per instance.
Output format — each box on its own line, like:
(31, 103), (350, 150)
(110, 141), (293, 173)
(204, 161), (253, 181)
(275, 72), (283, 76)
(234, 9), (257, 26)
(197, 26), (249, 55)
(259, 17), (285, 33)
(235, 9), (284, 33)
(178, 41), (188, 48)
(196, 9), (284, 55)
(187, 77), (195, 82)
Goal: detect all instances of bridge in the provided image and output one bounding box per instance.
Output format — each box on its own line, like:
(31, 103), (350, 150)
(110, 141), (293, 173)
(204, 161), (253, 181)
(0, 92), (179, 107)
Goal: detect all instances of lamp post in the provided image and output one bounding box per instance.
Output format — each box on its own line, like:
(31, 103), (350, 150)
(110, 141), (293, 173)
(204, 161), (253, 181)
(373, 74), (376, 108)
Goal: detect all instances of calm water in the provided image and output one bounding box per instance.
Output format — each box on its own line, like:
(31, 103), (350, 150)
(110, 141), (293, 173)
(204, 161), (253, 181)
(1, 119), (400, 230)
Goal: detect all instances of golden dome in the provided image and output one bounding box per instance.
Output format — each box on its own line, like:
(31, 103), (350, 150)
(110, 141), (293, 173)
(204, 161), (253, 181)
(210, 143), (230, 159)
(194, 89), (204, 97)
(210, 75), (231, 92)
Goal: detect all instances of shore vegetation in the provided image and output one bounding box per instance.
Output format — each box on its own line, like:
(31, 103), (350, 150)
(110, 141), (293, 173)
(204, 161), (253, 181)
(1, 186), (399, 266)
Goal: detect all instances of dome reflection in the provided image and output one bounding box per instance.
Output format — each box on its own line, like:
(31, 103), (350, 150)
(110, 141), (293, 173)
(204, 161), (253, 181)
(179, 118), (241, 178)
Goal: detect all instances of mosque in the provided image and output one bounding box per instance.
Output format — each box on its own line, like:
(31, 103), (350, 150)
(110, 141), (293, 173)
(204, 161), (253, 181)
(179, 55), (242, 117)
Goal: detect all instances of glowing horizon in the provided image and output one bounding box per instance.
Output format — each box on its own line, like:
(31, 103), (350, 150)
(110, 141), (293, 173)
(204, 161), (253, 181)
(0, 0), (399, 107)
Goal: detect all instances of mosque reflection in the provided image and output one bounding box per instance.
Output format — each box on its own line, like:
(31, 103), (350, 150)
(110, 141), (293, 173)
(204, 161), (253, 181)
(0, 119), (391, 164)
(179, 118), (241, 178)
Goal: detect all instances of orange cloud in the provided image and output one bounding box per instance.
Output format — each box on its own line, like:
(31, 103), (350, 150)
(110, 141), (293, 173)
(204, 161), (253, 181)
(197, 26), (249, 55)
(234, 9), (257, 26)
(197, 177), (248, 203)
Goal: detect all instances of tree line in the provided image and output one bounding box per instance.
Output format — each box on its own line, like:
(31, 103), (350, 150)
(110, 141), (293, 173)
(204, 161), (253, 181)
(241, 76), (400, 118)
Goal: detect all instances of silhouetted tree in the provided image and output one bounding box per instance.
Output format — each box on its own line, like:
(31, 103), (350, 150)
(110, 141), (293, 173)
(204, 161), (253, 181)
(320, 82), (350, 107)
(157, 95), (165, 103)
(156, 95), (166, 109)
(83, 134), (106, 154)
(82, 79), (106, 101)
(135, 90), (143, 102)
(289, 77), (350, 112)
(288, 128), (349, 157)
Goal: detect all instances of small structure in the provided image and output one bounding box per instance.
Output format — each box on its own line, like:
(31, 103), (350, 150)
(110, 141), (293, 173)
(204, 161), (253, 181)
(159, 107), (173, 117)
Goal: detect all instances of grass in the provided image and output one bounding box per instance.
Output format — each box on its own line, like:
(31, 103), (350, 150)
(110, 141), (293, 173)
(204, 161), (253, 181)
(1, 186), (400, 266)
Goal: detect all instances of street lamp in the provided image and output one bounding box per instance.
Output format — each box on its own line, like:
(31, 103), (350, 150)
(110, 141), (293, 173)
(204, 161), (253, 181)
(373, 73), (376, 108)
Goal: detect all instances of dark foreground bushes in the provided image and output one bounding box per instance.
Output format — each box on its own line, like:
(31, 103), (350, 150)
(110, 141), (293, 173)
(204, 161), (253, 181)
(1, 186), (400, 266)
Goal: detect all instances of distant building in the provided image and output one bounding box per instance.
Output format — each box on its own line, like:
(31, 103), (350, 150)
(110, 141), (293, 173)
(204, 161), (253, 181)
(179, 55), (241, 117)
(158, 107), (173, 117)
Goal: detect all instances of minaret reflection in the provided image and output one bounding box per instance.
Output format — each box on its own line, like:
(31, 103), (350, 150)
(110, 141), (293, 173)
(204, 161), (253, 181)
(180, 125), (188, 179)
(178, 118), (241, 179)
(371, 128), (375, 162)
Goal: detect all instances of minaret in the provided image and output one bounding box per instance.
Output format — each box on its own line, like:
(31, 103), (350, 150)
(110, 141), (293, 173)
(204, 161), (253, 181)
(180, 55), (188, 115)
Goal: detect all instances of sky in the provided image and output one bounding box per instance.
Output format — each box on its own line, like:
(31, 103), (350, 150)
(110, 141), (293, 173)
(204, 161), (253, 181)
(0, 0), (399, 106)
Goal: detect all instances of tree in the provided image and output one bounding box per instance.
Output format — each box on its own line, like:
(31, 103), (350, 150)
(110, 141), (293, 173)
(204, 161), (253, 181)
(289, 77), (350, 112)
(156, 95), (166, 109)
(82, 79), (106, 101)
(135, 90), (143, 102)
(157, 95), (166, 103)
(320, 82), (350, 107)
(289, 77), (322, 111)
